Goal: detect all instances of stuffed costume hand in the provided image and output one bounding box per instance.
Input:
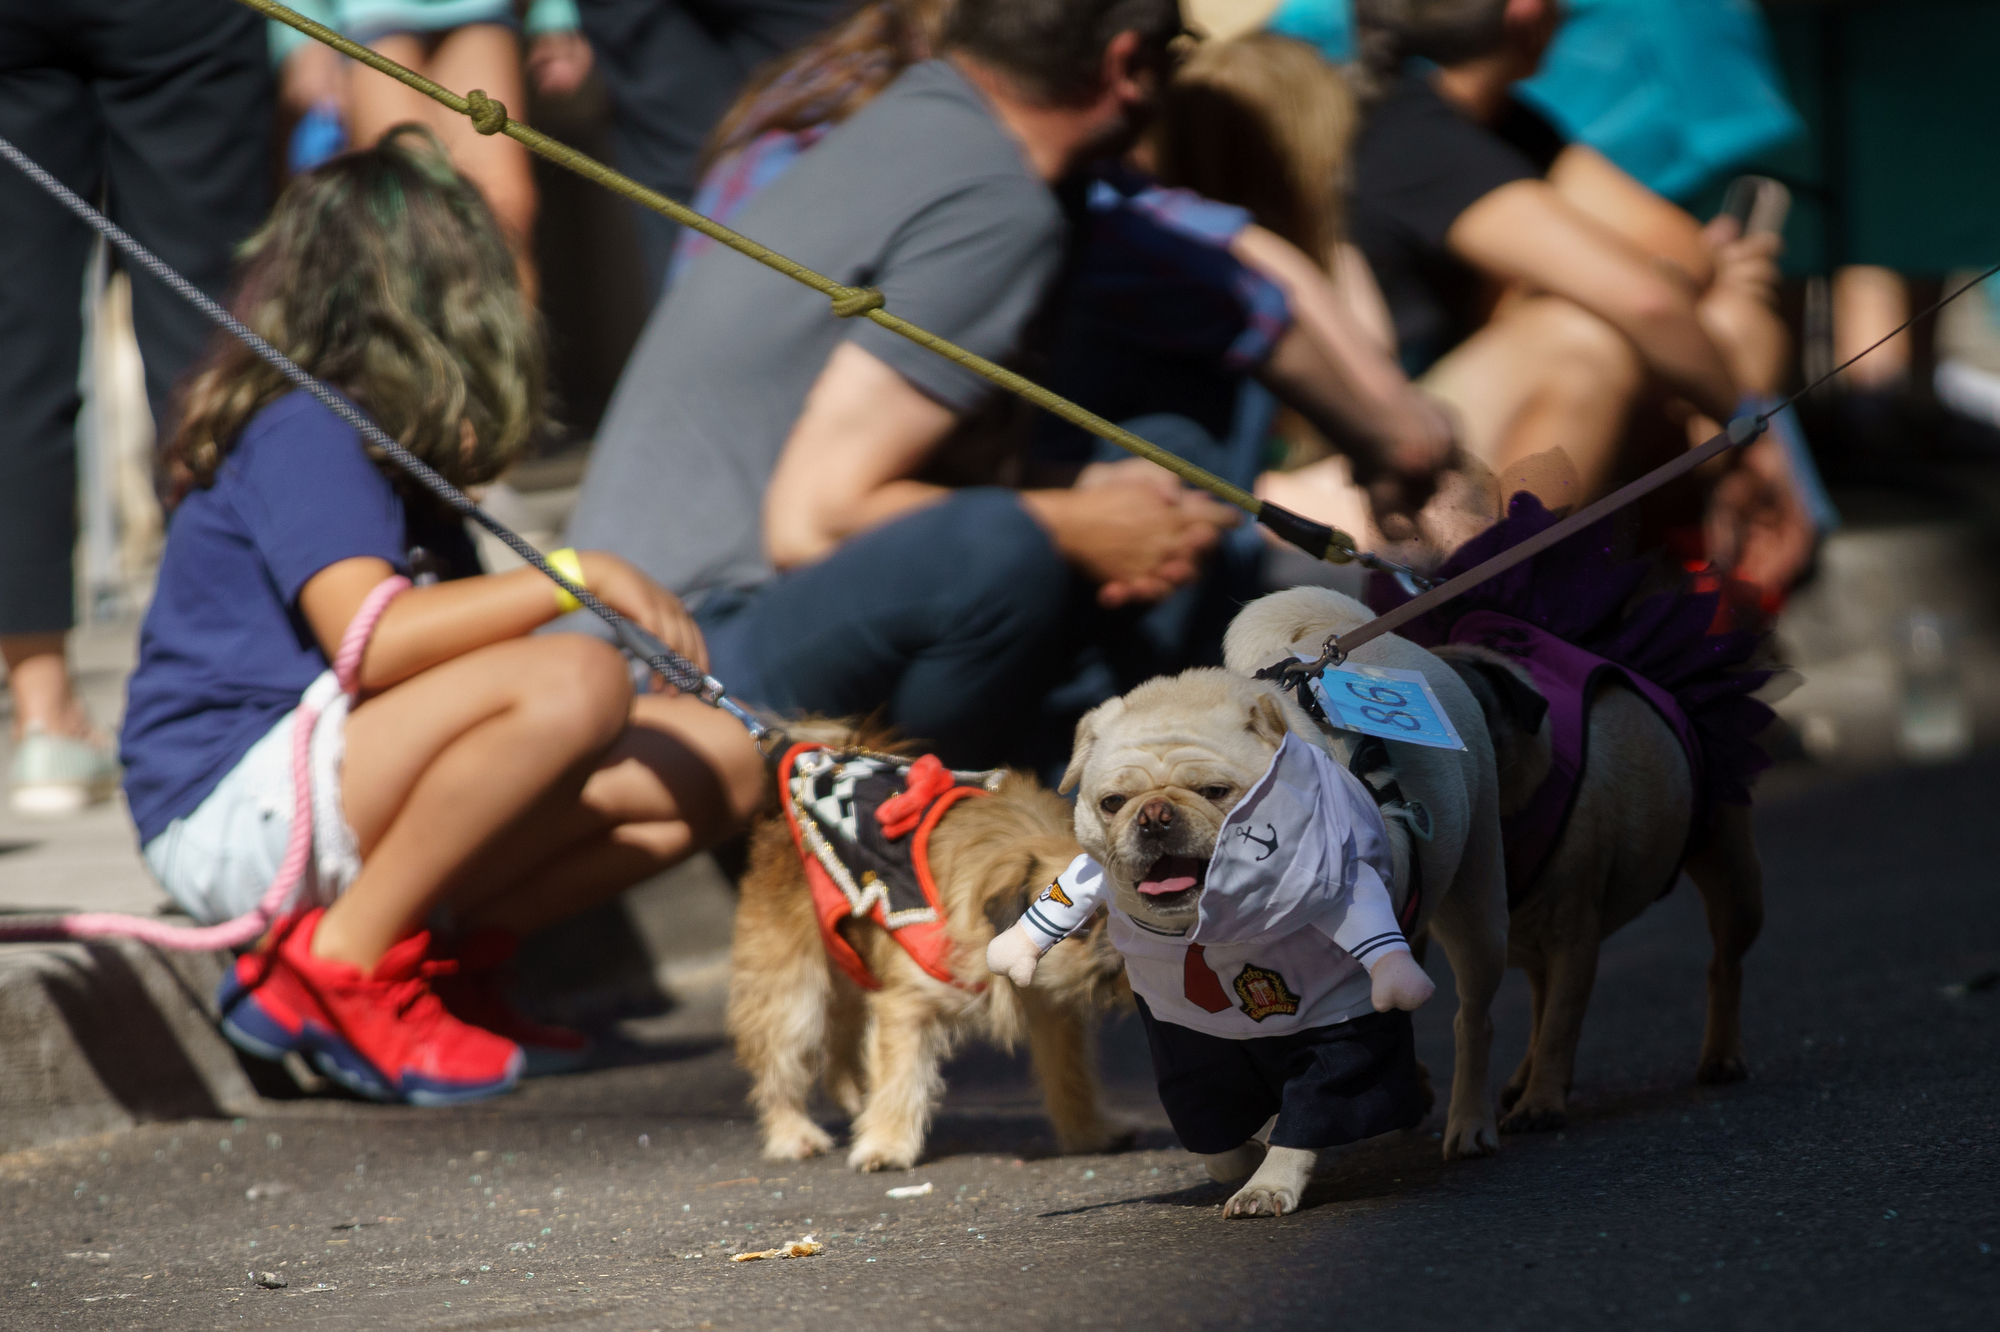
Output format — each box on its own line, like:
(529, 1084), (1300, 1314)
(986, 923), (1044, 988)
(1367, 950), (1435, 1012)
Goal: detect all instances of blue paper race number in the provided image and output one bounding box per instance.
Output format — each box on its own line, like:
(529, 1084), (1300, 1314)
(1306, 662), (1466, 751)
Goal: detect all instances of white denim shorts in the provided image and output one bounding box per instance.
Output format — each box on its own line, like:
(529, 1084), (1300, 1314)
(142, 673), (362, 926)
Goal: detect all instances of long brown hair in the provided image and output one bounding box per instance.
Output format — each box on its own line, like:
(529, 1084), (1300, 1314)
(1150, 33), (1358, 265)
(170, 126), (544, 496)
(703, 0), (950, 171)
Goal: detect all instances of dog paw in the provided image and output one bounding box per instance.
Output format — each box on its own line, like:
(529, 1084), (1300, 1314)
(1222, 1181), (1295, 1219)
(1441, 1116), (1500, 1160)
(1696, 1053), (1749, 1085)
(1498, 1081), (1527, 1112)
(846, 1138), (921, 1173)
(761, 1119), (835, 1161)
(1498, 1101), (1568, 1134)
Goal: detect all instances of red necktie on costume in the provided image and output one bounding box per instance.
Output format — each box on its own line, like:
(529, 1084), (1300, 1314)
(1183, 943), (1231, 1013)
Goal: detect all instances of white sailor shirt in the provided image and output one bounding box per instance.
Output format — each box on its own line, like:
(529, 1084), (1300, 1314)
(1022, 733), (1409, 1038)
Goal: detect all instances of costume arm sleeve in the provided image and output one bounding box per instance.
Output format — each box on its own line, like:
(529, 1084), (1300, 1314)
(1312, 859), (1410, 968)
(1016, 854), (1109, 952)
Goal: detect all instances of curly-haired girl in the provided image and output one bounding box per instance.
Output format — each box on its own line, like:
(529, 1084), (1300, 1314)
(120, 128), (763, 1104)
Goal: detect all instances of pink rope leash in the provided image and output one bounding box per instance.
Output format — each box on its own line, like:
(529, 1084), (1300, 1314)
(0, 576), (410, 950)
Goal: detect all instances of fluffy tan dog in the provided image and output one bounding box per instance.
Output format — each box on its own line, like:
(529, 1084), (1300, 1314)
(727, 725), (1130, 1172)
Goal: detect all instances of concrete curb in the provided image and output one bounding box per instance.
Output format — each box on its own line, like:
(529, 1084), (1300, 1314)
(0, 855), (740, 1157)
(0, 937), (259, 1155)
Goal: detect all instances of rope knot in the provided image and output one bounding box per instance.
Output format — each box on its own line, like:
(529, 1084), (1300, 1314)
(465, 90), (508, 135)
(830, 286), (885, 318)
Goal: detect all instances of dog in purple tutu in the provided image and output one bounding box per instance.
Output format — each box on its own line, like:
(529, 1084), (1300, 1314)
(1227, 494), (1773, 1136)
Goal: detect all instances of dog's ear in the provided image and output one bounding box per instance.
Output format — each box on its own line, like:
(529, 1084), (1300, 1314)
(1247, 688), (1289, 748)
(1440, 650), (1549, 738)
(1060, 697), (1124, 795)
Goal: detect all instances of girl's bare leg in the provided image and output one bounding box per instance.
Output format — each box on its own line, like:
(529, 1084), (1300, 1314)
(346, 27), (539, 299)
(448, 691), (768, 938)
(319, 634), (633, 968)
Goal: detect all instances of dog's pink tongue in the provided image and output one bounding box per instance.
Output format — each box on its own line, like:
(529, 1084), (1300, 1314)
(1138, 856), (1203, 896)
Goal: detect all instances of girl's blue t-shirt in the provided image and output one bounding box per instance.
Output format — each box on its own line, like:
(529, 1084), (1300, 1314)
(119, 391), (475, 844)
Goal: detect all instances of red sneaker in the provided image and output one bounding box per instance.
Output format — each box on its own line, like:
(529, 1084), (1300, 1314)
(216, 908), (523, 1105)
(433, 928), (593, 1076)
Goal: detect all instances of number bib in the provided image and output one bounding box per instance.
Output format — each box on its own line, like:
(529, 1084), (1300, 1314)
(1305, 662), (1466, 751)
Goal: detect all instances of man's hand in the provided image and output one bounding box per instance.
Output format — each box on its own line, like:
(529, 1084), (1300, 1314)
(1023, 484), (1236, 608)
(577, 551), (708, 681)
(1348, 392), (1458, 530)
(1368, 950), (1435, 1012)
(1698, 219), (1788, 396)
(1074, 456), (1184, 501)
(528, 31), (595, 99)
(1704, 434), (1814, 594)
(987, 924), (1044, 988)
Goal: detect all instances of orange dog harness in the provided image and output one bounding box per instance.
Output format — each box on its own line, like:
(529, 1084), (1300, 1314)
(778, 744), (999, 990)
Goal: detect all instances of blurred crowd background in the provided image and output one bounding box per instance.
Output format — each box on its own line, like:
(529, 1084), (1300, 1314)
(3, 0), (1998, 826)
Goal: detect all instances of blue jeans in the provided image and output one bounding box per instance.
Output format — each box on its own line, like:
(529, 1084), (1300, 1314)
(693, 406), (1317, 774)
(696, 488), (1074, 769)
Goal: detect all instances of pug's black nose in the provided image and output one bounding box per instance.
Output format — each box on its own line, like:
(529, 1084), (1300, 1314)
(1137, 799), (1176, 835)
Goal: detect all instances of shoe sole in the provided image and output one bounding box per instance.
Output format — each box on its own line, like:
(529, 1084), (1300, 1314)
(217, 972), (520, 1104)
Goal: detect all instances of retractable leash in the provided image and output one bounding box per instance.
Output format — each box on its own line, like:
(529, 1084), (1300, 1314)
(0, 133), (765, 949)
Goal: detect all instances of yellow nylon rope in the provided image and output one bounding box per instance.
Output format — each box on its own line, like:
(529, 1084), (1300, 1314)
(240, 0), (1359, 563)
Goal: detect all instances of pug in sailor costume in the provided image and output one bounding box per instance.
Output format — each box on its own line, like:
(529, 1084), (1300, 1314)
(989, 659), (1509, 1218)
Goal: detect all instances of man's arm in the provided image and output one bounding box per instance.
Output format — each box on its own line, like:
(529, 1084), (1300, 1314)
(1447, 177), (1741, 423)
(1545, 143), (1715, 294)
(763, 341), (1236, 604)
(762, 341), (956, 571)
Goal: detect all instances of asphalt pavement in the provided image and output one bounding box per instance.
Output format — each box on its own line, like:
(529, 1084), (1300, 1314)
(2, 750), (1996, 1331)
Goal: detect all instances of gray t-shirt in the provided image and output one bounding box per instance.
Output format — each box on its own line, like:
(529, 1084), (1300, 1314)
(566, 60), (1066, 606)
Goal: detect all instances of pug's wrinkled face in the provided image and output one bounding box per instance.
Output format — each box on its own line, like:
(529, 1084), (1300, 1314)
(1061, 669), (1290, 933)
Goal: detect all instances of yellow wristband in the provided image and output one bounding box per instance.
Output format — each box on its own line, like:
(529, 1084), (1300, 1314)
(546, 547), (586, 614)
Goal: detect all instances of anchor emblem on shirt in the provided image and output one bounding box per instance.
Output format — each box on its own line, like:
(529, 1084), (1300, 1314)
(1234, 823), (1280, 862)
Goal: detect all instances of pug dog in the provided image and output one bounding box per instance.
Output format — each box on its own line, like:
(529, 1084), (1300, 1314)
(990, 650), (1509, 1218)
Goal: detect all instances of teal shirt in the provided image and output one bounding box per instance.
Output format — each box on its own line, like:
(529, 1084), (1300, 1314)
(1264, 0), (1801, 202)
(269, 0), (578, 63)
